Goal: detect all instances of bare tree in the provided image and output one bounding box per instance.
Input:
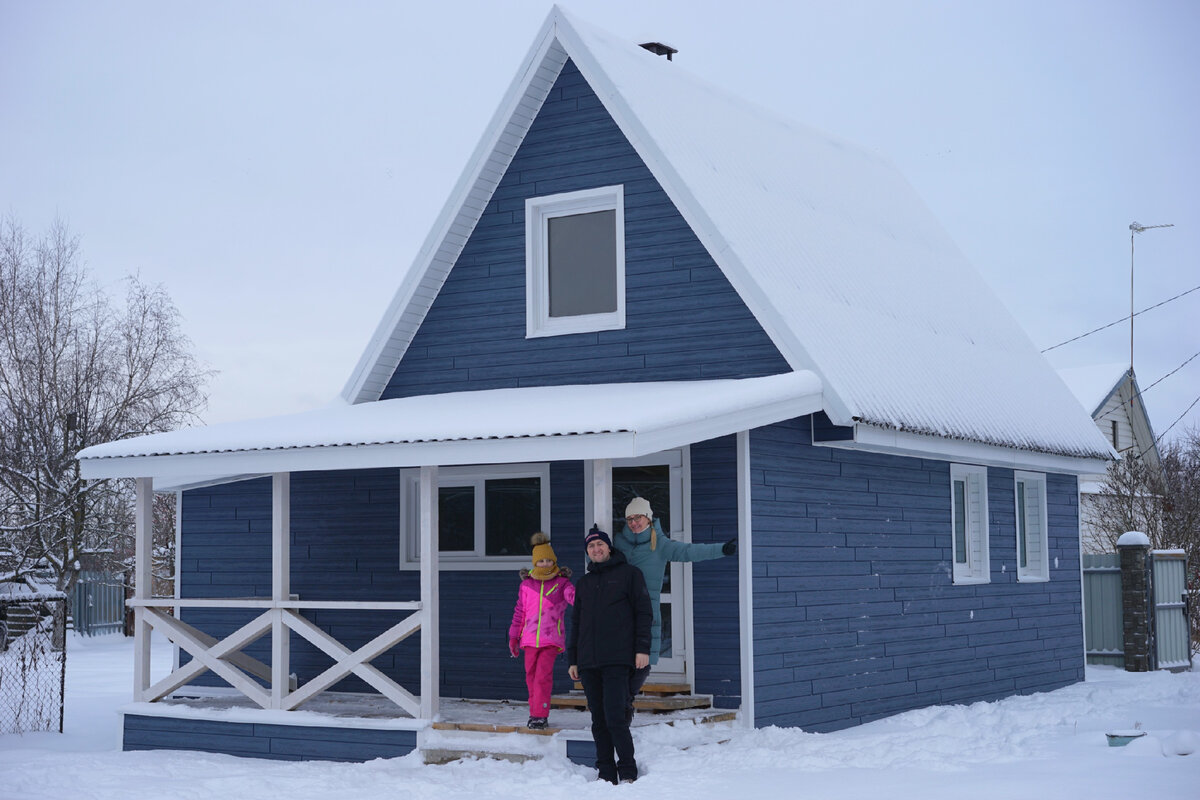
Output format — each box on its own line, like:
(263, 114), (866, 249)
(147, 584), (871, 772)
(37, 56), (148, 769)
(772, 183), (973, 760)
(0, 218), (209, 595)
(1086, 426), (1200, 654)
(1085, 427), (1200, 556)
(1084, 449), (1167, 553)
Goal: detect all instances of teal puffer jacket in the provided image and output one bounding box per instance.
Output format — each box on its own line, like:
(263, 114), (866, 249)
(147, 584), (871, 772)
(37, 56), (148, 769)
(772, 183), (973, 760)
(612, 519), (725, 665)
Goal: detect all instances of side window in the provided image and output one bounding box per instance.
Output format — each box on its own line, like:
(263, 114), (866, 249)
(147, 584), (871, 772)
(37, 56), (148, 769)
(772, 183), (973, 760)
(950, 464), (990, 584)
(400, 464), (551, 568)
(1014, 471), (1049, 582)
(526, 185), (625, 337)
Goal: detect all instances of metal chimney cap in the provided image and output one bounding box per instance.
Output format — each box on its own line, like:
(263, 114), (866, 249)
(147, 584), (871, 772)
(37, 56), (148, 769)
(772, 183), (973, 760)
(639, 41), (678, 60)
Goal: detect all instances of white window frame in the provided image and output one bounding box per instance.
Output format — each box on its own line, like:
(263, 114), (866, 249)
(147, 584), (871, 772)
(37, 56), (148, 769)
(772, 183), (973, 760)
(525, 185), (625, 338)
(399, 463), (551, 571)
(1014, 470), (1050, 582)
(950, 463), (990, 585)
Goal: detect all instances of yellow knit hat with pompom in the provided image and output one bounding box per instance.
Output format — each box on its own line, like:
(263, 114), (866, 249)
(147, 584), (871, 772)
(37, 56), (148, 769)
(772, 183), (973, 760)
(529, 532), (559, 580)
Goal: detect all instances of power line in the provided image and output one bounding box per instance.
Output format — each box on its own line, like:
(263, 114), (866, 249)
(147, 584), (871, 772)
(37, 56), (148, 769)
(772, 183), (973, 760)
(1041, 283), (1200, 353)
(1152, 395), (1200, 448)
(1128, 351), (1200, 458)
(1140, 350), (1200, 395)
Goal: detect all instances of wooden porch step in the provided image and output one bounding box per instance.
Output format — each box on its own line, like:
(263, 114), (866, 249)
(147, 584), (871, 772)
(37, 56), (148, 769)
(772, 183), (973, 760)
(552, 691), (713, 712)
(422, 709), (736, 764)
(429, 708), (736, 735)
(431, 721), (558, 736)
(572, 680), (692, 695)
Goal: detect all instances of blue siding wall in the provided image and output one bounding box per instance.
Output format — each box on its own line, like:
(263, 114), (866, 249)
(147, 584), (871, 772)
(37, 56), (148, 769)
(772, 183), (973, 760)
(179, 465), (586, 703)
(382, 58), (788, 399)
(749, 417), (1084, 732)
(123, 714), (416, 762)
(690, 435), (741, 708)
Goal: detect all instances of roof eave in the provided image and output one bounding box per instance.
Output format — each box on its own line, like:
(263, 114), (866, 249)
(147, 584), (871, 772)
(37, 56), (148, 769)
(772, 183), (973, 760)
(816, 422), (1113, 476)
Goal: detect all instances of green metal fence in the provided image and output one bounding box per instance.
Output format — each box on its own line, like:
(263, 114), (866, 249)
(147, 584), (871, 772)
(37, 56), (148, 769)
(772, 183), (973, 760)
(1083, 550), (1193, 671)
(1083, 553), (1123, 667)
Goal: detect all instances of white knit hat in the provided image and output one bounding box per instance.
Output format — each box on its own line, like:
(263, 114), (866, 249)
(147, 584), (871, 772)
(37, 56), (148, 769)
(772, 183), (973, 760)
(625, 497), (652, 519)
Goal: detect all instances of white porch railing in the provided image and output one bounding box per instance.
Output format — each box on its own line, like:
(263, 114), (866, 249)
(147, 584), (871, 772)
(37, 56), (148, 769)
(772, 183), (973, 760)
(131, 598), (424, 716)
(132, 469), (442, 720)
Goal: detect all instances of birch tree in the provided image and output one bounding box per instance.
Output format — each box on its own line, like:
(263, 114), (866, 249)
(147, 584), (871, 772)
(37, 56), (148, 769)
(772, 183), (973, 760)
(0, 218), (209, 595)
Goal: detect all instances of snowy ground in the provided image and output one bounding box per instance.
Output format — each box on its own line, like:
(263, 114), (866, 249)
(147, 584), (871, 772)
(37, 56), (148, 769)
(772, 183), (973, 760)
(2, 633), (1198, 800)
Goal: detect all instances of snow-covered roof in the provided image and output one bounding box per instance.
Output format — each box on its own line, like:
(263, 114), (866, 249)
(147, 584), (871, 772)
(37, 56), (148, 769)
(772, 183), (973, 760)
(1057, 363), (1130, 417)
(342, 6), (1111, 461)
(1057, 363), (1160, 469)
(77, 373), (822, 481)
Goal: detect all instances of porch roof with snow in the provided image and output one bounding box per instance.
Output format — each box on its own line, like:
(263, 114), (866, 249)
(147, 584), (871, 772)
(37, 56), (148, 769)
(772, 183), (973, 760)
(77, 373), (823, 481)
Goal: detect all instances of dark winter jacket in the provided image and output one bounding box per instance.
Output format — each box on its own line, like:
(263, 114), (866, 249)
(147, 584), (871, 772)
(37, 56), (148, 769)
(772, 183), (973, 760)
(567, 549), (652, 670)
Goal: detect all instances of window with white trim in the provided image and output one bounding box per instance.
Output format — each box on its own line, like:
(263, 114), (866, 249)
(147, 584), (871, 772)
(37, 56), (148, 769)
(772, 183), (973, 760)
(950, 464), (990, 584)
(400, 464), (551, 568)
(526, 185), (625, 338)
(1014, 471), (1049, 582)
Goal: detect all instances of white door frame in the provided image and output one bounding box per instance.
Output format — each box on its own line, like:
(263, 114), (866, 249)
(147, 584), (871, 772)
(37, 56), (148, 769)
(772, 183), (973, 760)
(586, 448), (692, 679)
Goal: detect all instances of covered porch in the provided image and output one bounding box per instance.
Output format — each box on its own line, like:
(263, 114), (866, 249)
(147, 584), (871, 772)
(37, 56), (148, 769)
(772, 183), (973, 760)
(77, 374), (823, 760)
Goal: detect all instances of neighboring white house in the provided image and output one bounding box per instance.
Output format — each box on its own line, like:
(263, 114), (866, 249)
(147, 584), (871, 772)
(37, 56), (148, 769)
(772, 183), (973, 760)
(1058, 364), (1162, 551)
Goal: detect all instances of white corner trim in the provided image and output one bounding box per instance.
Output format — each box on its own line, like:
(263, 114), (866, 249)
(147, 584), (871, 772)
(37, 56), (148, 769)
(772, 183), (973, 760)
(736, 430), (754, 728)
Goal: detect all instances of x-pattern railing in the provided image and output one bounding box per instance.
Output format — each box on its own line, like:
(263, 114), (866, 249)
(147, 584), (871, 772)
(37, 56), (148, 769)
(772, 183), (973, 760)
(131, 599), (424, 717)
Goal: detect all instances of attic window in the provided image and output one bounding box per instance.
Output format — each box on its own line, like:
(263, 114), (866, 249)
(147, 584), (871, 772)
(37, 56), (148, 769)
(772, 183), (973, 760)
(526, 185), (625, 338)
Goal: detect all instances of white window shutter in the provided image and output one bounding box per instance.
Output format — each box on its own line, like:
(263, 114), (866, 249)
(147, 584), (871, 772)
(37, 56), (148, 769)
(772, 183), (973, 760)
(967, 471), (985, 576)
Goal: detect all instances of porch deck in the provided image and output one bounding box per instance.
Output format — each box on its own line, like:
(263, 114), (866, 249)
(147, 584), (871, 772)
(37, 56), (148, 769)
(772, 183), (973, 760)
(122, 687), (738, 764)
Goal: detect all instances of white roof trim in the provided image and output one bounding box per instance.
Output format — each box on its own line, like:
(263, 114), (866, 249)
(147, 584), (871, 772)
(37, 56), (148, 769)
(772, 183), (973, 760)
(79, 373), (823, 481)
(817, 424), (1111, 476)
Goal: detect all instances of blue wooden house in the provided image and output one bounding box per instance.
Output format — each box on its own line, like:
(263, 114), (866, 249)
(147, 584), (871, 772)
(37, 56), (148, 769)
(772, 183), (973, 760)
(79, 7), (1113, 761)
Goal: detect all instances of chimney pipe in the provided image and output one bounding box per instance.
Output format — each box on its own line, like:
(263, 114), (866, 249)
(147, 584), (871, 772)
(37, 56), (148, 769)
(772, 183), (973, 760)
(639, 42), (678, 61)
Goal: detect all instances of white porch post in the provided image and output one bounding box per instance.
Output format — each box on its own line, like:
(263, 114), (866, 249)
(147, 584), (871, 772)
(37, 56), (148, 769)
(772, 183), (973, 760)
(133, 477), (153, 699)
(173, 490), (182, 674)
(736, 431), (755, 728)
(271, 472), (291, 708)
(591, 458), (612, 533)
(419, 465), (439, 719)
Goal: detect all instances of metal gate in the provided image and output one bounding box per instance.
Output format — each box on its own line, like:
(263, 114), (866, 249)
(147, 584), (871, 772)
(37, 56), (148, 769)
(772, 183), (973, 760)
(70, 571), (126, 636)
(1153, 551), (1192, 672)
(1082, 550), (1192, 671)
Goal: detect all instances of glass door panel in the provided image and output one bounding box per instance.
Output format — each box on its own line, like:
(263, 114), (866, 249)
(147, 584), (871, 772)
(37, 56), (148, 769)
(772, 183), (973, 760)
(612, 459), (685, 674)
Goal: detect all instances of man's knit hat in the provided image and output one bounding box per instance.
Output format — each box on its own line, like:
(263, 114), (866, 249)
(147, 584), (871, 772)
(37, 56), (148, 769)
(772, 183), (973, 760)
(584, 525), (612, 549)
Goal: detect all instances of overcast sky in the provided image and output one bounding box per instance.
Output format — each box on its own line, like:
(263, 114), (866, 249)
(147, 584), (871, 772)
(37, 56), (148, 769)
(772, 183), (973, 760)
(2, 0), (1197, 444)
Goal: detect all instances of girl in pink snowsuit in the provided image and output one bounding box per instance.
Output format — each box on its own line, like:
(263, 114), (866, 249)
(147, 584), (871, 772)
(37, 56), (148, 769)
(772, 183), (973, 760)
(509, 532), (575, 729)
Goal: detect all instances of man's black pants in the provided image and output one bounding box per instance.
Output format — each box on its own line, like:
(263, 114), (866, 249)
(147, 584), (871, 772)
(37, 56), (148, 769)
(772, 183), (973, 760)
(579, 665), (637, 782)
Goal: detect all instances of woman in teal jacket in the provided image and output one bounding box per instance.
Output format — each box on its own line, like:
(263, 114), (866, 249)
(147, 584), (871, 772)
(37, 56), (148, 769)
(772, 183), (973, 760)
(612, 497), (735, 700)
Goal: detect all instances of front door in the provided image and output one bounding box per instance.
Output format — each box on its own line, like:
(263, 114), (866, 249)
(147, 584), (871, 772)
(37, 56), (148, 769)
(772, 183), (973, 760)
(608, 450), (689, 677)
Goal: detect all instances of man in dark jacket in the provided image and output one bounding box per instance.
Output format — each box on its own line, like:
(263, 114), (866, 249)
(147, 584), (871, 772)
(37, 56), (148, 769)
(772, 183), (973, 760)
(568, 525), (652, 785)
